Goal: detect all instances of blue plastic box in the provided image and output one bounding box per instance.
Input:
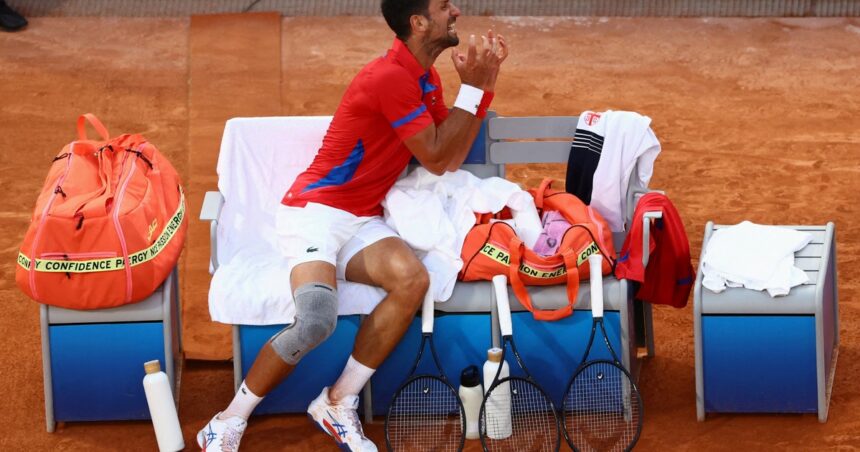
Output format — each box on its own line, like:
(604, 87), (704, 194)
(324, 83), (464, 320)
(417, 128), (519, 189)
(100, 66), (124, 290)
(41, 268), (181, 431)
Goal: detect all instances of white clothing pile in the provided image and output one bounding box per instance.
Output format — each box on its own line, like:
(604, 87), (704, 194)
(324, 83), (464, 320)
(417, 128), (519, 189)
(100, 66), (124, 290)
(701, 221), (813, 297)
(383, 167), (542, 302)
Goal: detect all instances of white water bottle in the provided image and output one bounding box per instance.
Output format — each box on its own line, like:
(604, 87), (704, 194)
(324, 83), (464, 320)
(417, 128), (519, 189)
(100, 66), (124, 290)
(143, 360), (185, 451)
(459, 365), (483, 439)
(482, 347), (512, 439)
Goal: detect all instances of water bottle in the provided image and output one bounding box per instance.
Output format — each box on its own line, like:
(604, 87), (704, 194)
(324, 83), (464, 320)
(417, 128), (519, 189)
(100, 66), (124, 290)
(482, 347), (512, 439)
(459, 365), (483, 439)
(142, 360), (185, 451)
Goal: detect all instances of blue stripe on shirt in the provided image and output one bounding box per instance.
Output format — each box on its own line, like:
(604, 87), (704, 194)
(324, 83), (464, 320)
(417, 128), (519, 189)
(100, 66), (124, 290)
(419, 73), (437, 94)
(391, 104), (427, 129)
(302, 139), (366, 192)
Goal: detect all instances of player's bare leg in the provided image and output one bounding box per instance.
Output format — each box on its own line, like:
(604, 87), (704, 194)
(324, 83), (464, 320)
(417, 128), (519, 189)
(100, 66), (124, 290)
(306, 238), (424, 451)
(329, 237), (429, 401)
(243, 261), (336, 394)
(199, 261), (337, 450)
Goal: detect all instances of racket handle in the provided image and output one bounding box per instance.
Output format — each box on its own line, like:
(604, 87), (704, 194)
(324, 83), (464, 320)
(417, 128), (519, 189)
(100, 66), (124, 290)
(588, 254), (604, 319)
(492, 275), (512, 337)
(421, 289), (434, 334)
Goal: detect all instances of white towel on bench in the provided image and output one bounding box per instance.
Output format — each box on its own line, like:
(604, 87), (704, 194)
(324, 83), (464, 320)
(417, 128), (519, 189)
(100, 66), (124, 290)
(701, 221), (813, 297)
(209, 247), (386, 325)
(208, 117), (387, 325)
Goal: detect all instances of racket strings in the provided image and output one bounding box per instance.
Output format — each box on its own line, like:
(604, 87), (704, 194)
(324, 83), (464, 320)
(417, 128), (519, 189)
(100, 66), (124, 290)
(387, 376), (463, 451)
(565, 362), (641, 452)
(483, 378), (558, 452)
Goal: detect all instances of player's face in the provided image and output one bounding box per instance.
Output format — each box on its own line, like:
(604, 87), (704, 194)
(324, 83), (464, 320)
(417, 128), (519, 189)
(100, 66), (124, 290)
(425, 0), (460, 47)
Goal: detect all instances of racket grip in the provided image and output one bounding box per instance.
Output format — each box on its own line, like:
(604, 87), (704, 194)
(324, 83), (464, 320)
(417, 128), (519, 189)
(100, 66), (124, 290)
(421, 289), (435, 334)
(492, 275), (512, 337)
(588, 254), (604, 318)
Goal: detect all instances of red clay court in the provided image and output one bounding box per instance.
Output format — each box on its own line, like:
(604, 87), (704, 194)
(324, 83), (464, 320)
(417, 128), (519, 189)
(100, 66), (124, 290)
(1, 4), (859, 451)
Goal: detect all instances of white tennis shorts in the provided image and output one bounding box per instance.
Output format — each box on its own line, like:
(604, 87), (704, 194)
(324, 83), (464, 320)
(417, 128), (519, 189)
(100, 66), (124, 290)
(276, 202), (398, 279)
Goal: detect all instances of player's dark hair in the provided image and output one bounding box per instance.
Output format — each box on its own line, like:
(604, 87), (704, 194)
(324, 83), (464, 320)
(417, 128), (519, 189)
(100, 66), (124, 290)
(381, 0), (431, 41)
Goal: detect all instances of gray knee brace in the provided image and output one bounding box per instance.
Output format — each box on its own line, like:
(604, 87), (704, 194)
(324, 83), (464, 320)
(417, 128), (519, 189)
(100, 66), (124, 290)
(270, 283), (338, 365)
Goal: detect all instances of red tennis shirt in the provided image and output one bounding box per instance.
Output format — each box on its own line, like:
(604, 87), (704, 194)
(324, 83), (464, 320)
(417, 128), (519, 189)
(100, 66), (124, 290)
(282, 38), (450, 217)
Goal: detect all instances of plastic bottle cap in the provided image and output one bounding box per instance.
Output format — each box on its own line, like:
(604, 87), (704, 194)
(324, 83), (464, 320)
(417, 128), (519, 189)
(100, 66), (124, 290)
(144, 360), (161, 374)
(487, 347), (503, 363)
(460, 365), (481, 387)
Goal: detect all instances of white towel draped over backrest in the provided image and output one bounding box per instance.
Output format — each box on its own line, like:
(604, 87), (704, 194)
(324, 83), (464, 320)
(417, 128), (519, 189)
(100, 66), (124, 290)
(215, 116), (333, 267)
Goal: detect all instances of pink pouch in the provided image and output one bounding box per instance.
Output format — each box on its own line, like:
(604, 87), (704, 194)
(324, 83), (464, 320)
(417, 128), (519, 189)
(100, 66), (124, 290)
(533, 210), (572, 256)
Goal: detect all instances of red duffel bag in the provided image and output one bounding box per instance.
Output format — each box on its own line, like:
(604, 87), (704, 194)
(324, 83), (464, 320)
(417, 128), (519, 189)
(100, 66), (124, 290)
(459, 178), (616, 320)
(16, 114), (187, 309)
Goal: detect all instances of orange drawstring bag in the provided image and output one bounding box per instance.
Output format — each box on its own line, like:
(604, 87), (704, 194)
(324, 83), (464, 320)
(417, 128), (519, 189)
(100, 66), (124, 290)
(459, 178), (615, 321)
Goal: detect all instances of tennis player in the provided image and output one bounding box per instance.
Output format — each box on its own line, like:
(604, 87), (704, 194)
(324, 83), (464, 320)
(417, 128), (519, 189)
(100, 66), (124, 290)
(197, 1), (508, 450)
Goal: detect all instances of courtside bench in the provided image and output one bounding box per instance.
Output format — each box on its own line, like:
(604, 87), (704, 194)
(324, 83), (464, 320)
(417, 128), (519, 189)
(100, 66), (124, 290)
(201, 113), (660, 420)
(693, 222), (838, 422)
(40, 267), (182, 431)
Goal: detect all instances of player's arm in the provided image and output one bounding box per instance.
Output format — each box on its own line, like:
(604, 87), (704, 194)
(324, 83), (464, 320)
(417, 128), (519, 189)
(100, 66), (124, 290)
(406, 107), (482, 175)
(406, 32), (508, 175)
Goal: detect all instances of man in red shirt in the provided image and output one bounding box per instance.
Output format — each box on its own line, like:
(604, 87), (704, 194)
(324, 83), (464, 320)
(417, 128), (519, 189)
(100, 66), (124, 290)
(198, 1), (507, 450)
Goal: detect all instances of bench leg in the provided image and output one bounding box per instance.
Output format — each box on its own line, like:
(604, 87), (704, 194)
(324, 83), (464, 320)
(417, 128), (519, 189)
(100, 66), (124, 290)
(363, 381), (373, 424)
(644, 302), (655, 357)
(233, 325), (242, 392)
(40, 305), (56, 433)
(633, 300), (656, 358)
(172, 266), (182, 354)
(360, 314), (374, 424)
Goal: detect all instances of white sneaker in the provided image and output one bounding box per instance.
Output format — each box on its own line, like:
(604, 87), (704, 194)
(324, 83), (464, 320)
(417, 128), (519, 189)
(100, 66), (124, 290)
(197, 412), (248, 452)
(307, 387), (377, 452)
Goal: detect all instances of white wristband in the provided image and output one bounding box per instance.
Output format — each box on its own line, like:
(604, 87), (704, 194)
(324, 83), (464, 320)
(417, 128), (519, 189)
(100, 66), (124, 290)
(453, 84), (484, 116)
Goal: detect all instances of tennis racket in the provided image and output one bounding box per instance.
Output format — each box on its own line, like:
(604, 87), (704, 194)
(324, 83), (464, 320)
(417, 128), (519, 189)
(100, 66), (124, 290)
(562, 254), (643, 452)
(385, 290), (465, 452)
(479, 274), (561, 452)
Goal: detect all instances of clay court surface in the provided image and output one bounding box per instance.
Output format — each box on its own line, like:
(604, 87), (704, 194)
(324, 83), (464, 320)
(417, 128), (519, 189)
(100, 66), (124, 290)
(1, 13), (859, 451)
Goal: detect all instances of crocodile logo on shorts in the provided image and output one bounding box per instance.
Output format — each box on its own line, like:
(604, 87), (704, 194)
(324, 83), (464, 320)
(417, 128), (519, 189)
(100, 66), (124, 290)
(306, 246), (319, 253)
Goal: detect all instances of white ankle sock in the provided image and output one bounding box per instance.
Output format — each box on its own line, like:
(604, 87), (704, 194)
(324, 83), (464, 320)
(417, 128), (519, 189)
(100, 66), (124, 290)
(331, 355), (376, 402)
(220, 381), (263, 420)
